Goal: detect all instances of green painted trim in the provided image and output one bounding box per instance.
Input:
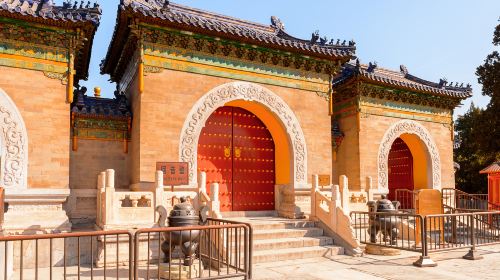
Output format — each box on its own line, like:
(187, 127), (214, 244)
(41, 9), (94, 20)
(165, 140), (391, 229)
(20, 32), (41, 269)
(0, 57), (67, 73)
(359, 82), (460, 109)
(359, 107), (450, 124)
(144, 43), (327, 83)
(73, 118), (130, 141)
(359, 96), (451, 117)
(0, 39), (68, 63)
(144, 56), (328, 93)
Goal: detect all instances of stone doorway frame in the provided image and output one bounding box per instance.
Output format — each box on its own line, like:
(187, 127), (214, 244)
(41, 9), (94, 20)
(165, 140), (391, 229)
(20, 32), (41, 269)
(179, 81), (308, 190)
(377, 120), (441, 191)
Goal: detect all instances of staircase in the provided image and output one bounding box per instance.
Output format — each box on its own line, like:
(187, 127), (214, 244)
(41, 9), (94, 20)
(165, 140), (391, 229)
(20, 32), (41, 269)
(223, 211), (344, 263)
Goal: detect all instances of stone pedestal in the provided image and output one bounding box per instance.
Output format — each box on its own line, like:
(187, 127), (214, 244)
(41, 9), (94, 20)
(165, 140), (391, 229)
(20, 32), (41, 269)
(159, 259), (203, 279)
(4, 188), (71, 234)
(365, 244), (401, 256)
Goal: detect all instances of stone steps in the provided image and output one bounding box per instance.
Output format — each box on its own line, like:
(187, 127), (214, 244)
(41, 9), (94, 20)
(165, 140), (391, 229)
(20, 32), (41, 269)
(249, 220), (317, 230)
(253, 227), (325, 240)
(253, 236), (333, 251)
(224, 215), (344, 264)
(253, 245), (343, 263)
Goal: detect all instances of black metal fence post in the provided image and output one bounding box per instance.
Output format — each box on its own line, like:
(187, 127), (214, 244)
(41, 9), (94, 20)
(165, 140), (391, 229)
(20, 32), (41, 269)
(463, 214), (484, 260)
(413, 216), (437, 267)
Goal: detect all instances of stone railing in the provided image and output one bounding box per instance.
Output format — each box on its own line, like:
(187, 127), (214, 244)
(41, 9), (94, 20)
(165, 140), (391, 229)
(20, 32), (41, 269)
(96, 169), (201, 230)
(310, 174), (362, 256)
(96, 169), (155, 230)
(197, 171), (222, 219)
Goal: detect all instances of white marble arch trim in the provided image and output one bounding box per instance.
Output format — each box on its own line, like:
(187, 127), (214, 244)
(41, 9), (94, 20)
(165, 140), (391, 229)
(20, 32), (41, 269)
(377, 119), (441, 191)
(179, 81), (308, 187)
(0, 87), (28, 189)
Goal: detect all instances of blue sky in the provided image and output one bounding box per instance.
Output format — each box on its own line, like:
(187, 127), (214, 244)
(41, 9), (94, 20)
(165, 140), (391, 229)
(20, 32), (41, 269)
(66, 0), (499, 117)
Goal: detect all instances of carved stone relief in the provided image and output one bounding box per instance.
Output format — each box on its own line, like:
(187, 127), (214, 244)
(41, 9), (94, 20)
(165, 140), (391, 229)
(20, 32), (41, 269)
(0, 88), (28, 189)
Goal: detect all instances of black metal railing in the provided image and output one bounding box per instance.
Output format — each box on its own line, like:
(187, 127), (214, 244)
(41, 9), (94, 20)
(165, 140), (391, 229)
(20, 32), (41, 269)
(351, 210), (500, 267)
(0, 230), (134, 280)
(0, 221), (252, 279)
(133, 220), (252, 280)
(442, 188), (500, 212)
(394, 189), (417, 211)
(350, 211), (423, 252)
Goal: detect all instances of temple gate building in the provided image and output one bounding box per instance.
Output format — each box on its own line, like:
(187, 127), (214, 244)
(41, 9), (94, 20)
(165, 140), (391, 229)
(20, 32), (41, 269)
(0, 0), (472, 264)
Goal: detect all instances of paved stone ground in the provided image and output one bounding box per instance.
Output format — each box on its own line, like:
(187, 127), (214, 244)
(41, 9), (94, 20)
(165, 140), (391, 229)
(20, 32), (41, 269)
(253, 245), (500, 280)
(8, 245), (500, 279)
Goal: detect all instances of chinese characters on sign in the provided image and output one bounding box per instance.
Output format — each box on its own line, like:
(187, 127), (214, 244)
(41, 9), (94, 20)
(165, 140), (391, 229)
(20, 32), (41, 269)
(156, 162), (189, 190)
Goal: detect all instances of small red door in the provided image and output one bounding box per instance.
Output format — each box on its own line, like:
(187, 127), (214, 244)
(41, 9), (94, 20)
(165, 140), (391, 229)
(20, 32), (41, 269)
(197, 106), (275, 211)
(388, 138), (414, 201)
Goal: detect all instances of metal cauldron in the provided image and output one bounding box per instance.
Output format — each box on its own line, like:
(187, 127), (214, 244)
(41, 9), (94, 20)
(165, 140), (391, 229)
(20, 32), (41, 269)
(367, 195), (401, 245)
(157, 197), (202, 266)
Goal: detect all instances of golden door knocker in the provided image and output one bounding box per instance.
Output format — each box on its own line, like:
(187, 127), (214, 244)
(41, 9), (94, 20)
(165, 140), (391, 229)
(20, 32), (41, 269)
(224, 146), (231, 158)
(235, 147), (241, 158)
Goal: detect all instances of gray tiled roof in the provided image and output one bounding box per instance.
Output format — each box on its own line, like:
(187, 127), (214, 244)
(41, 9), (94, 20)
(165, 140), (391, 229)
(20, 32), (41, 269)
(333, 60), (472, 99)
(72, 86), (131, 118)
(120, 0), (355, 58)
(0, 0), (101, 26)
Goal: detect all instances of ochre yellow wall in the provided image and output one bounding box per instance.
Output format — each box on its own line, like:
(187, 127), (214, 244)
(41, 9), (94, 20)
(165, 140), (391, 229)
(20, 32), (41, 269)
(0, 66), (69, 189)
(130, 68), (332, 187)
(334, 95), (455, 191)
(333, 113), (360, 187)
(70, 140), (129, 189)
(357, 109), (454, 190)
(226, 100), (291, 185)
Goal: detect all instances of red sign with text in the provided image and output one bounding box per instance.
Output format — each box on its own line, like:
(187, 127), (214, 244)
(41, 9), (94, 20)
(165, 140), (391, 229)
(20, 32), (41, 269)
(156, 162), (189, 186)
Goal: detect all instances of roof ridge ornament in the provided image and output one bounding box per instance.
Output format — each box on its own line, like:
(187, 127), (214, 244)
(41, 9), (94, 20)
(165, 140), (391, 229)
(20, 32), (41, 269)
(439, 78), (448, 88)
(310, 30), (320, 44)
(270, 15), (285, 31)
(367, 61), (377, 73)
(162, 0), (169, 10)
(400, 64), (409, 75)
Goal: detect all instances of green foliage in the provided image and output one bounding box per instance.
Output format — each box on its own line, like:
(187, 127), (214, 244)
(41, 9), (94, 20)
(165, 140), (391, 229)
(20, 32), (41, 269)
(455, 21), (500, 193)
(454, 104), (489, 193)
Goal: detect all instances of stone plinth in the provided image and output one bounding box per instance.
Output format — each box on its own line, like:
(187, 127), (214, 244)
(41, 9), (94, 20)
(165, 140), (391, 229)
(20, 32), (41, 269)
(159, 259), (203, 279)
(4, 188), (71, 234)
(365, 244), (401, 256)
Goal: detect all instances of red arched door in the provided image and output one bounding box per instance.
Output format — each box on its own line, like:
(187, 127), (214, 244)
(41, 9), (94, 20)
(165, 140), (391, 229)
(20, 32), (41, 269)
(197, 106), (275, 211)
(388, 137), (414, 201)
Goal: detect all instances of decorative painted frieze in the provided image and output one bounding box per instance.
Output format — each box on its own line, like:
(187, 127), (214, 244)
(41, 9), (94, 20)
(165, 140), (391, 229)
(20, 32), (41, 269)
(71, 87), (132, 152)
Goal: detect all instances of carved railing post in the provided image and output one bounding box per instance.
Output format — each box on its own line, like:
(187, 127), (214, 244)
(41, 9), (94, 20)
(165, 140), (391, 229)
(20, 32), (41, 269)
(199, 171), (207, 193)
(105, 169), (115, 226)
(330, 185), (342, 231)
(96, 172), (106, 226)
(366, 176), (375, 201)
(311, 175), (319, 219)
(155, 171), (164, 216)
(340, 175), (350, 214)
(209, 182), (221, 218)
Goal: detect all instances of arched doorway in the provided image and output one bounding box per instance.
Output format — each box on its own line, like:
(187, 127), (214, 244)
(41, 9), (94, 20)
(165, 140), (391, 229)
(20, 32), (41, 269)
(388, 137), (414, 201)
(197, 106), (275, 211)
(179, 81), (308, 190)
(377, 120), (441, 191)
